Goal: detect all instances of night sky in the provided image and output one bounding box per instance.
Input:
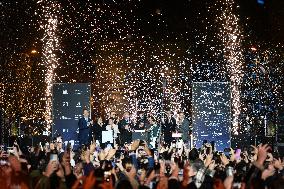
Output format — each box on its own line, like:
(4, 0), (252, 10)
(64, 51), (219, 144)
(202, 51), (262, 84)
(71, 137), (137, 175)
(0, 0), (283, 135)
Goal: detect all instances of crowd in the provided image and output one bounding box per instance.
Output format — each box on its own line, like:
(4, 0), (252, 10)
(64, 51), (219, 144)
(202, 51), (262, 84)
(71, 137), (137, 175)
(0, 110), (284, 189)
(0, 138), (284, 189)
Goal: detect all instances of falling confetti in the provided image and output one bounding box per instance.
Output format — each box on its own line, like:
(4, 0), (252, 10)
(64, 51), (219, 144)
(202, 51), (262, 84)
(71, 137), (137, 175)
(0, 0), (283, 138)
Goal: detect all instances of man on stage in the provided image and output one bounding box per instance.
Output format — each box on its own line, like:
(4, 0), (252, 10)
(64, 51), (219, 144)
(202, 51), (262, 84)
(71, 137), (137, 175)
(78, 108), (93, 146)
(177, 111), (191, 141)
(162, 110), (177, 146)
(148, 116), (160, 148)
(118, 111), (133, 144)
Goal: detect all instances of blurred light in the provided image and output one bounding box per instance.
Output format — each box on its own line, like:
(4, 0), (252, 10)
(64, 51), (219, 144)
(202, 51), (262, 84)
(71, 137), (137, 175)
(251, 47), (257, 51)
(31, 49), (37, 54)
(257, 0), (265, 5)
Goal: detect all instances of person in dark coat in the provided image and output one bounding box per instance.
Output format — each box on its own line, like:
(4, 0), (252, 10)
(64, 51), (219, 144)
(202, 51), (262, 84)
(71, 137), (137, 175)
(91, 116), (105, 144)
(177, 112), (191, 141)
(118, 111), (133, 144)
(162, 111), (177, 146)
(78, 108), (93, 146)
(147, 116), (160, 148)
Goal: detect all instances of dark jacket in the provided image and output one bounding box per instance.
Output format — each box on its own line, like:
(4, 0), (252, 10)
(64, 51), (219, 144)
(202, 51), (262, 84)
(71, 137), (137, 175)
(162, 117), (177, 144)
(78, 117), (92, 145)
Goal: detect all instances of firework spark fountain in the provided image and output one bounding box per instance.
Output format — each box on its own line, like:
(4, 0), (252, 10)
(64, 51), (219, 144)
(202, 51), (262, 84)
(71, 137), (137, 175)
(38, 0), (60, 130)
(218, 0), (244, 135)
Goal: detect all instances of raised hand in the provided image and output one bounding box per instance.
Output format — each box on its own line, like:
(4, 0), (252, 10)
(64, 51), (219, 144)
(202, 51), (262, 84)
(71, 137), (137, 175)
(205, 153), (213, 167)
(89, 141), (96, 154)
(170, 162), (179, 178)
(159, 160), (166, 177)
(44, 160), (58, 177)
(144, 143), (152, 156)
(256, 144), (271, 165)
(274, 158), (284, 170)
(208, 160), (216, 171)
(106, 148), (116, 160)
(130, 140), (140, 151)
(220, 154), (230, 166)
(99, 151), (107, 161)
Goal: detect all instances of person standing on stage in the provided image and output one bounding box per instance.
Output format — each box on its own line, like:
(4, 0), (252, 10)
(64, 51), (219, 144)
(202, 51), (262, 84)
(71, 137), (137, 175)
(177, 112), (191, 141)
(134, 120), (146, 130)
(162, 110), (177, 145)
(105, 111), (119, 125)
(118, 111), (133, 144)
(148, 116), (160, 148)
(78, 108), (93, 146)
(92, 115), (105, 144)
(106, 117), (120, 145)
(135, 111), (146, 128)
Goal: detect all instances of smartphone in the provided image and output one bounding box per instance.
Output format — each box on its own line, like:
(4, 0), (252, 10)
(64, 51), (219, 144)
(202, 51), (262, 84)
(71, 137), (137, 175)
(206, 147), (211, 155)
(106, 143), (112, 150)
(154, 150), (158, 159)
(50, 154), (58, 161)
(235, 149), (241, 160)
(223, 148), (231, 157)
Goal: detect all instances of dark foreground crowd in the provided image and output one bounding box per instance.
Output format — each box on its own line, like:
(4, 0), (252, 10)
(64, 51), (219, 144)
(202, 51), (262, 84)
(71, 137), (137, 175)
(0, 139), (284, 189)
